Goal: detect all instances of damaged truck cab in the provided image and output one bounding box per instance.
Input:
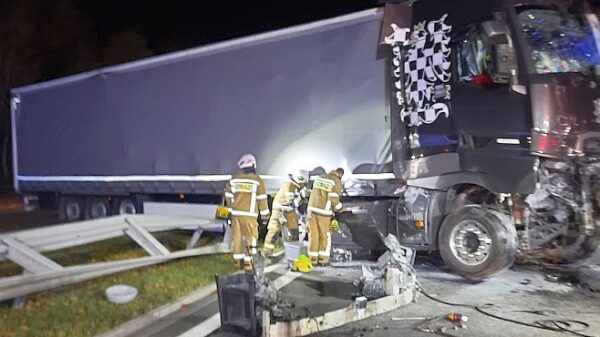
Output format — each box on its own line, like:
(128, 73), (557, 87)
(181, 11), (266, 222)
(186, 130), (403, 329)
(346, 0), (600, 280)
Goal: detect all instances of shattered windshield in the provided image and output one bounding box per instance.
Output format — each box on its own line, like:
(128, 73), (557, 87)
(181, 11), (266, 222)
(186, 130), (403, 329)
(519, 9), (600, 74)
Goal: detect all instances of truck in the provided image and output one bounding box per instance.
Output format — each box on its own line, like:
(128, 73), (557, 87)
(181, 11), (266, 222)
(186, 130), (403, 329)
(10, 0), (600, 279)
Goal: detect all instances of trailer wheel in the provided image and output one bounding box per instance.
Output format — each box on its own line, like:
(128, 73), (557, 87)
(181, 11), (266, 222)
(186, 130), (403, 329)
(113, 197), (138, 215)
(439, 205), (517, 281)
(85, 197), (110, 220)
(59, 196), (85, 222)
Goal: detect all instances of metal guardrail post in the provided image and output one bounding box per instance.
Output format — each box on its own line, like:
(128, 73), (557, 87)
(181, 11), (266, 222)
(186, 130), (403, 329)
(124, 218), (170, 256)
(186, 227), (204, 250)
(1, 238), (63, 273)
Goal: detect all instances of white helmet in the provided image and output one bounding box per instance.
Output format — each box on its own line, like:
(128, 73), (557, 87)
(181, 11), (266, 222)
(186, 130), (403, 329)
(237, 154), (257, 169)
(292, 170), (308, 185)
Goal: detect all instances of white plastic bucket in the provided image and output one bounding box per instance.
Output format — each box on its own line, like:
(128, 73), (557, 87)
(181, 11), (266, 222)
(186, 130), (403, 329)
(283, 241), (301, 262)
(105, 285), (138, 304)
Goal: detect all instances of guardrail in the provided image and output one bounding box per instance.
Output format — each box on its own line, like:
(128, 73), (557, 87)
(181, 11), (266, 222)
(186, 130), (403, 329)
(0, 214), (231, 302)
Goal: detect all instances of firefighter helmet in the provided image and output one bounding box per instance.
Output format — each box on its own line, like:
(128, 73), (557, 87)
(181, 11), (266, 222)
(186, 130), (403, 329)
(292, 170), (308, 185)
(237, 154), (257, 169)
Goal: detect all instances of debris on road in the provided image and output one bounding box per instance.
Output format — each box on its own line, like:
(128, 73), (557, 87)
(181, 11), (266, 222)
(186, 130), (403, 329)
(354, 234), (416, 300)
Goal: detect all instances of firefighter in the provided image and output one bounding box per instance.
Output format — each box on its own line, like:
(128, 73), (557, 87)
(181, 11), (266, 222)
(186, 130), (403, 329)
(306, 168), (344, 266)
(225, 154), (270, 271)
(262, 171), (308, 257)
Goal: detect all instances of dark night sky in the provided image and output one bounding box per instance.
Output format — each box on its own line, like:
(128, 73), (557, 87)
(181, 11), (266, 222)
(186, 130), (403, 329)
(81, 0), (377, 52)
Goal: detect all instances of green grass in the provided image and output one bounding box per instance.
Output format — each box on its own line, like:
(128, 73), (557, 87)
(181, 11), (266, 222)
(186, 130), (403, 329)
(0, 230), (206, 277)
(0, 231), (236, 337)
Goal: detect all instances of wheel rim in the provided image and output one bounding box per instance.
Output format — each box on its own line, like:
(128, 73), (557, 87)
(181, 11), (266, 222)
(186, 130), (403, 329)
(91, 201), (108, 218)
(65, 201), (81, 220)
(118, 199), (137, 214)
(449, 220), (493, 266)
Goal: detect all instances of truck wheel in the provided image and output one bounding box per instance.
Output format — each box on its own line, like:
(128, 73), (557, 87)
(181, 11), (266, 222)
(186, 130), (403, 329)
(113, 197), (138, 215)
(439, 205), (517, 281)
(59, 196), (85, 222)
(85, 197), (110, 219)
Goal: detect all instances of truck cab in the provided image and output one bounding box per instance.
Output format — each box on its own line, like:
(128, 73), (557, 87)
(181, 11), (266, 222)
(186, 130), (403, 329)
(345, 0), (600, 280)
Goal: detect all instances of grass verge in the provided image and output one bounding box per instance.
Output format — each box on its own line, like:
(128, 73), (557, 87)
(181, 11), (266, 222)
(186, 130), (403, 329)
(0, 231), (235, 337)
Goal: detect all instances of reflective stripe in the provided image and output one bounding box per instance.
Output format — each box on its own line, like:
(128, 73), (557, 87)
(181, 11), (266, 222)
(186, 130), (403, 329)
(496, 138), (520, 145)
(325, 200), (332, 212)
(315, 177), (335, 185)
(263, 243), (275, 249)
(325, 232), (332, 256)
(307, 206), (332, 216)
(243, 256), (252, 262)
(328, 192), (339, 198)
(230, 179), (260, 186)
(233, 254), (245, 260)
(256, 194), (268, 200)
(225, 192), (234, 198)
(260, 209), (271, 216)
(230, 210), (258, 217)
(334, 202), (343, 211)
(227, 208), (233, 213)
(17, 174), (233, 182)
(249, 184), (257, 214)
(308, 251), (319, 257)
(251, 248), (257, 255)
(318, 251), (330, 257)
(350, 173), (396, 180)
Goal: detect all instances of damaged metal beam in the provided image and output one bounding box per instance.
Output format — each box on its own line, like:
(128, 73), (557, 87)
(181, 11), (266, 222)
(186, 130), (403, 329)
(1, 237), (63, 274)
(125, 218), (170, 256)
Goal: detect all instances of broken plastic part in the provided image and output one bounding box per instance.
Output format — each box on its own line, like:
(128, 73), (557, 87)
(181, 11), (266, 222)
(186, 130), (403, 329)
(331, 248), (353, 263)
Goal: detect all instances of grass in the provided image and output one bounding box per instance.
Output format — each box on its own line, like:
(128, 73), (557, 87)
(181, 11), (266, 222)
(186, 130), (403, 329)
(0, 231), (236, 337)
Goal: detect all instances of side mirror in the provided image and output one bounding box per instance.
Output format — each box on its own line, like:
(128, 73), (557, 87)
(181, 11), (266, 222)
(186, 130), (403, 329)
(481, 20), (510, 45)
(482, 19), (523, 90)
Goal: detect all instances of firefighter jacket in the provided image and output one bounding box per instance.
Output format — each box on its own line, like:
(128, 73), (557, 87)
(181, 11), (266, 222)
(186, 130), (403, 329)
(307, 171), (343, 216)
(225, 172), (270, 218)
(273, 180), (305, 212)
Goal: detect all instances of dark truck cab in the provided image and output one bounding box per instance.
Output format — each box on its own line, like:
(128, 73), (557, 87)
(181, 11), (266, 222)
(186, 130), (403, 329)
(345, 0), (600, 279)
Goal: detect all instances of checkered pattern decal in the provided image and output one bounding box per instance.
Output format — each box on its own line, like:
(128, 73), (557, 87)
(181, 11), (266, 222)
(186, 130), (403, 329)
(385, 14), (453, 127)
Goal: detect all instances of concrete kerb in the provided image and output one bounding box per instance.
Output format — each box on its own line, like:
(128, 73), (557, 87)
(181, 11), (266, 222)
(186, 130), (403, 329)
(95, 262), (287, 337)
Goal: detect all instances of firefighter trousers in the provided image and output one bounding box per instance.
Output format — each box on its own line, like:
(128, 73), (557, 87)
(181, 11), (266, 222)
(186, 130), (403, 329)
(231, 216), (259, 264)
(307, 213), (332, 265)
(264, 208), (298, 249)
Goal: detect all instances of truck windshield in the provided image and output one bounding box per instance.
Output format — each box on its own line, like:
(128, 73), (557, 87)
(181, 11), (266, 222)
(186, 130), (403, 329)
(519, 9), (600, 74)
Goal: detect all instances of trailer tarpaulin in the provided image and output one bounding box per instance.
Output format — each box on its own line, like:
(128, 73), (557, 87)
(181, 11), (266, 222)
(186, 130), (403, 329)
(12, 9), (393, 194)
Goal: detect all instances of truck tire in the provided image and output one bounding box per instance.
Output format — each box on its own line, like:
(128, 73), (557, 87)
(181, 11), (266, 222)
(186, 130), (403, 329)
(438, 205), (517, 281)
(59, 196), (85, 222)
(85, 197), (110, 219)
(113, 197), (138, 215)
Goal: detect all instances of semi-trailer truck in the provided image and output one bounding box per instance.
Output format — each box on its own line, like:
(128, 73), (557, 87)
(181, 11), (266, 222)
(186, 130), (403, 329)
(11, 0), (600, 279)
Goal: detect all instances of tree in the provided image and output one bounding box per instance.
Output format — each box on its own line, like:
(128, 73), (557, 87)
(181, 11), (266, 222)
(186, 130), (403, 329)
(0, 0), (100, 185)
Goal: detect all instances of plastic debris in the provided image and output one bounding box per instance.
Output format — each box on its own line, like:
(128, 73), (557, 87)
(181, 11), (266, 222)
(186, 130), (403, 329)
(105, 285), (138, 304)
(331, 248), (353, 263)
(446, 313), (469, 323)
